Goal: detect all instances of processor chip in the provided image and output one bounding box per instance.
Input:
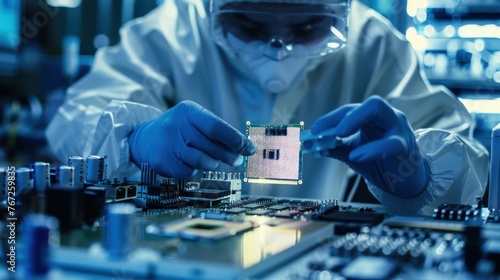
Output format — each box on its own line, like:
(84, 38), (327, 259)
(244, 122), (304, 185)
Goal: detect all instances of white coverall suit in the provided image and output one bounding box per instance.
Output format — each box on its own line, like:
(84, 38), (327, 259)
(46, 0), (489, 215)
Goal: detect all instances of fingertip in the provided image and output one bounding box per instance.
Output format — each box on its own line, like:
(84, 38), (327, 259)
(232, 155), (244, 166)
(206, 159), (220, 171)
(242, 139), (255, 156)
(247, 139), (256, 153)
(168, 166), (198, 179)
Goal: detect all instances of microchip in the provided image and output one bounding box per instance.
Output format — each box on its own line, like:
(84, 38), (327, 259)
(242, 203), (263, 209)
(244, 122), (304, 185)
(268, 204), (290, 211)
(263, 149), (279, 160)
(223, 207), (248, 214)
(246, 209), (272, 216)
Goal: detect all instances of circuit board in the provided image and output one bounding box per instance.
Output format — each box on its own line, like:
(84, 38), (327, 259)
(2, 154), (500, 280)
(54, 197), (346, 280)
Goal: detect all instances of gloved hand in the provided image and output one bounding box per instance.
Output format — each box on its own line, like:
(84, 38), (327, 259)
(308, 96), (429, 198)
(129, 101), (255, 178)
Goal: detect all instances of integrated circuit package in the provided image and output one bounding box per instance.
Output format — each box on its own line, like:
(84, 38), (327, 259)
(244, 122), (304, 185)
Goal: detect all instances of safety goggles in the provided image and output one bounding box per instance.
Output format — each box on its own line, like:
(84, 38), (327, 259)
(210, 0), (350, 60)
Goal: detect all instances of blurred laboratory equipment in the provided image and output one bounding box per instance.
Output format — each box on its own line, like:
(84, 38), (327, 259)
(0, 0), (162, 167)
(406, 0), (500, 93)
(406, 0), (500, 154)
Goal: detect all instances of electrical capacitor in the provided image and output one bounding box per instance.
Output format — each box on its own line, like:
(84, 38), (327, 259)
(0, 168), (6, 201)
(56, 166), (74, 187)
(21, 214), (59, 276)
(104, 203), (135, 259)
(85, 155), (104, 184)
(32, 162), (50, 193)
(15, 167), (32, 195)
(68, 156), (86, 188)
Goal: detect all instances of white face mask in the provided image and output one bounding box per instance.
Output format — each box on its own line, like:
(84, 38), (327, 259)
(227, 34), (311, 93)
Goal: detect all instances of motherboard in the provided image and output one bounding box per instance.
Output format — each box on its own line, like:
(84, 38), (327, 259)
(1, 152), (500, 280)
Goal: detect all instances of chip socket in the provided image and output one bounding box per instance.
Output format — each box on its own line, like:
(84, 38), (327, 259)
(244, 122), (303, 185)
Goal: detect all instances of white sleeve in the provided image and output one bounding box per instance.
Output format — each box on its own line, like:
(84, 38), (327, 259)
(367, 129), (488, 216)
(347, 4), (489, 215)
(45, 7), (174, 181)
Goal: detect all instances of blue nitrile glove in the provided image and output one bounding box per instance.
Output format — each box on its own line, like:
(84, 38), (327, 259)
(309, 96), (429, 199)
(128, 101), (255, 178)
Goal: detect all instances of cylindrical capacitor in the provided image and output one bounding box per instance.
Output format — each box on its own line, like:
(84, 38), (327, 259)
(85, 155), (104, 184)
(32, 162), (50, 193)
(104, 203), (135, 260)
(56, 166), (74, 188)
(15, 167), (32, 195)
(22, 214), (59, 276)
(68, 156), (86, 188)
(0, 168), (6, 201)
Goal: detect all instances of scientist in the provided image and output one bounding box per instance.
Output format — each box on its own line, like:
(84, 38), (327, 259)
(46, 0), (488, 215)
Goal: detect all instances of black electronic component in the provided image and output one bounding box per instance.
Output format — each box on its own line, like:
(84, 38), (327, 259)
(265, 125), (288, 136)
(318, 211), (384, 225)
(148, 184), (177, 198)
(483, 239), (500, 273)
(198, 171), (242, 201)
(272, 210), (301, 218)
(116, 187), (126, 200)
(82, 186), (106, 225)
(242, 203), (262, 209)
(1, 168), (8, 201)
(127, 185), (137, 198)
(223, 207), (248, 214)
(433, 203), (480, 221)
(268, 204), (289, 211)
(247, 209), (273, 216)
(332, 223), (368, 235)
(488, 215), (500, 223)
(145, 197), (187, 209)
(465, 218), (483, 271)
(180, 188), (230, 199)
(201, 211), (227, 220)
(263, 148), (280, 160)
(200, 179), (231, 190)
(45, 187), (84, 231)
(296, 204), (318, 212)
